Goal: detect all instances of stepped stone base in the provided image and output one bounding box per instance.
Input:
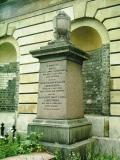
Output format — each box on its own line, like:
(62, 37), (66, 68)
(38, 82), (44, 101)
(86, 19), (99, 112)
(41, 138), (95, 159)
(28, 118), (91, 145)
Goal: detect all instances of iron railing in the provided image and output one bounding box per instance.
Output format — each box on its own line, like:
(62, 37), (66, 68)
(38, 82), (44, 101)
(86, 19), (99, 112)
(0, 122), (16, 138)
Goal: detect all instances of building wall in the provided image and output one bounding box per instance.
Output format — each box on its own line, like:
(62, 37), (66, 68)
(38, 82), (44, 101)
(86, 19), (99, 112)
(0, 0), (120, 134)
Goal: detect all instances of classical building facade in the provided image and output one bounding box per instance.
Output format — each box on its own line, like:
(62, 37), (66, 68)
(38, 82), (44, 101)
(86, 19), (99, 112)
(0, 0), (120, 152)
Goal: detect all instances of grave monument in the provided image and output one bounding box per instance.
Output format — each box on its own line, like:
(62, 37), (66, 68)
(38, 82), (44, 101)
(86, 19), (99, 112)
(28, 11), (91, 154)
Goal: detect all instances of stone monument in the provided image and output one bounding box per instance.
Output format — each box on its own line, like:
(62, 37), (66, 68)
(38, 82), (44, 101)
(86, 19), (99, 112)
(28, 11), (91, 155)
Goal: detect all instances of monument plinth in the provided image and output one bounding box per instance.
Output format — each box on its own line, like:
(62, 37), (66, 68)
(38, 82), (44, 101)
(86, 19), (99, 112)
(28, 11), (91, 154)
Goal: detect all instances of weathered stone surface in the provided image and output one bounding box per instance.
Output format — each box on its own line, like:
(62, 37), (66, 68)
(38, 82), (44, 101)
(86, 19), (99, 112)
(110, 91), (120, 103)
(109, 29), (120, 41)
(7, 26), (16, 36)
(4, 152), (54, 160)
(28, 118), (91, 144)
(17, 114), (36, 134)
(18, 104), (37, 113)
(73, 0), (87, 19)
(20, 42), (48, 55)
(109, 117), (120, 138)
(67, 60), (83, 118)
(41, 138), (95, 157)
(19, 94), (38, 103)
(28, 40), (91, 154)
(110, 54), (120, 65)
(85, 115), (105, 137)
(83, 44), (110, 115)
(18, 31), (53, 46)
(96, 5), (120, 22)
(110, 79), (120, 90)
(110, 104), (120, 115)
(20, 73), (39, 83)
(86, 0), (120, 18)
(14, 21), (53, 38)
(0, 112), (15, 128)
(0, 1), (73, 21)
(20, 63), (39, 74)
(37, 60), (83, 119)
(38, 60), (66, 119)
(110, 41), (120, 53)
(30, 40), (89, 119)
(94, 137), (120, 157)
(19, 83), (39, 93)
(104, 17), (120, 30)
(20, 54), (38, 64)
(0, 62), (19, 112)
(111, 66), (120, 77)
(0, 23), (7, 37)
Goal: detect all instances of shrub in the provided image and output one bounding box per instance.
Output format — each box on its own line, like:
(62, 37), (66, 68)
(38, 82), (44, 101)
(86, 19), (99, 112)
(0, 132), (45, 159)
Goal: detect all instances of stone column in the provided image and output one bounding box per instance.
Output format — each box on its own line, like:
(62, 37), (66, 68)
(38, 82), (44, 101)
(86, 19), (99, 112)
(28, 40), (91, 152)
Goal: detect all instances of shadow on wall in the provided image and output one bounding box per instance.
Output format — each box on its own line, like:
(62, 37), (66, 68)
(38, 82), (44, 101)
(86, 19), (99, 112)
(71, 26), (102, 52)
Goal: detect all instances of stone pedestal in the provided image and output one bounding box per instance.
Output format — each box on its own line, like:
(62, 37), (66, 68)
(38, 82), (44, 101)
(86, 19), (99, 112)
(28, 40), (91, 154)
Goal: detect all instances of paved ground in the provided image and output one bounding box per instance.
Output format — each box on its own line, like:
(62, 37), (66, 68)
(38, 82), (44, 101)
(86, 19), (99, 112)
(3, 152), (55, 160)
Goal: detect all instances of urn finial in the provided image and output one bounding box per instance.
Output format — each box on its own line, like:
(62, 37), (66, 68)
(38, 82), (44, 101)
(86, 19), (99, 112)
(53, 11), (71, 41)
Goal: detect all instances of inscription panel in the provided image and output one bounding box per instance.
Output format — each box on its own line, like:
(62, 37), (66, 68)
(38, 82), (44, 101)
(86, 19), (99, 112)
(38, 60), (67, 118)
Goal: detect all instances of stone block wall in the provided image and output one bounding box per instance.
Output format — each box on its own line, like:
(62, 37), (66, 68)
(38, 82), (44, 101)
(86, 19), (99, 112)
(0, 62), (19, 112)
(83, 44), (110, 115)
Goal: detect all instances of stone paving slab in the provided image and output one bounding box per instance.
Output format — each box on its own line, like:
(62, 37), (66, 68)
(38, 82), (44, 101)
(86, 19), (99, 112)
(3, 152), (55, 160)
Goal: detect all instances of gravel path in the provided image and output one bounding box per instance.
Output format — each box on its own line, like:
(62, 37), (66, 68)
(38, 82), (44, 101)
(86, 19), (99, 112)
(3, 153), (54, 160)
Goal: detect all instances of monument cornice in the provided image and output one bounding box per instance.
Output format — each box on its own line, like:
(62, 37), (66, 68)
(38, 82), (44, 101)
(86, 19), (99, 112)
(30, 40), (90, 63)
